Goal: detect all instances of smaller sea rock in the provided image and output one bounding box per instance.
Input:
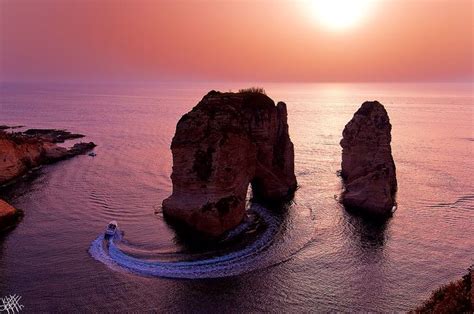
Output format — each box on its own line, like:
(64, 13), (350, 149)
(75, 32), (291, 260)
(340, 101), (397, 216)
(0, 125), (23, 130)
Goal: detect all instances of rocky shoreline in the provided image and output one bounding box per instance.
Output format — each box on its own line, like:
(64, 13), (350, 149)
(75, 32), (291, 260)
(0, 199), (23, 232)
(0, 126), (96, 231)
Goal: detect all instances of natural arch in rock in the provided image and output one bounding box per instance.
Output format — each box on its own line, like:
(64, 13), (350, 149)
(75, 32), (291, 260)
(162, 90), (297, 236)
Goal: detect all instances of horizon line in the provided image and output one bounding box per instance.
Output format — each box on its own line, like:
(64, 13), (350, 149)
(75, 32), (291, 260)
(1, 78), (473, 85)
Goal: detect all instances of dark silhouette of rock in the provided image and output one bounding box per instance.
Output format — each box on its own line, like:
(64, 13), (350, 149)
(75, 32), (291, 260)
(0, 130), (96, 185)
(340, 101), (397, 216)
(23, 129), (85, 143)
(43, 142), (97, 161)
(162, 90), (297, 236)
(0, 199), (22, 231)
(67, 142), (96, 155)
(0, 125), (23, 130)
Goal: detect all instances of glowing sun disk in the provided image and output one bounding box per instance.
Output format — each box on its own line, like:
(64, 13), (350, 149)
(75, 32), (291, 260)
(311, 0), (378, 30)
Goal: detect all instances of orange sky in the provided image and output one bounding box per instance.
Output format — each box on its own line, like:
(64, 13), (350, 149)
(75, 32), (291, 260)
(0, 0), (472, 82)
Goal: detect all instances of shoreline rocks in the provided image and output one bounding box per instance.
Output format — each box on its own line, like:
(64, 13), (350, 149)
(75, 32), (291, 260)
(340, 101), (397, 217)
(0, 125), (23, 130)
(0, 128), (96, 186)
(0, 127), (96, 231)
(22, 129), (85, 143)
(162, 90), (297, 236)
(0, 199), (22, 232)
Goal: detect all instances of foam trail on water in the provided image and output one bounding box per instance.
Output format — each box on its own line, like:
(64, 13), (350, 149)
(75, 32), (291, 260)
(89, 204), (283, 278)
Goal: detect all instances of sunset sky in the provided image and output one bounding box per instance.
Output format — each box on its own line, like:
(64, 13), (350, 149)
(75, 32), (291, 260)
(0, 0), (472, 83)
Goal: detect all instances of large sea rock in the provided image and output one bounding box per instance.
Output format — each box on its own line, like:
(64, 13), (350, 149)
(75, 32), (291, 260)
(162, 90), (297, 236)
(340, 101), (397, 216)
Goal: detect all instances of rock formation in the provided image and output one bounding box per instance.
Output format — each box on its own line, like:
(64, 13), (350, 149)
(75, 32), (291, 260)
(0, 199), (21, 231)
(0, 127), (95, 231)
(340, 101), (397, 216)
(0, 129), (96, 185)
(162, 90), (297, 236)
(22, 128), (85, 143)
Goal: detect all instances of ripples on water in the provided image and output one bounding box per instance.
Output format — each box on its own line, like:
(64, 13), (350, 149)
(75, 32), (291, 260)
(0, 82), (472, 312)
(89, 204), (314, 279)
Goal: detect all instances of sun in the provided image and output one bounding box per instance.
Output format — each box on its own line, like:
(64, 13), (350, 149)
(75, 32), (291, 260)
(310, 0), (378, 31)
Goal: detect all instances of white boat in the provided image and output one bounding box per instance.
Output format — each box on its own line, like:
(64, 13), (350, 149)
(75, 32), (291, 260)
(105, 220), (118, 236)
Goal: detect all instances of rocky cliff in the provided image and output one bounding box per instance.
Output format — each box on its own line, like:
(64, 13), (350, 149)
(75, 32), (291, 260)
(340, 101), (397, 216)
(0, 128), (96, 231)
(0, 129), (96, 185)
(0, 199), (21, 231)
(162, 90), (297, 236)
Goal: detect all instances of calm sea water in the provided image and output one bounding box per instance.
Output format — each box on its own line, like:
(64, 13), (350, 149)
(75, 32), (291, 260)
(0, 82), (472, 312)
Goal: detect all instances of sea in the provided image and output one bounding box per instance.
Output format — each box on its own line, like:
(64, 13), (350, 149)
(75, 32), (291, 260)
(0, 81), (472, 312)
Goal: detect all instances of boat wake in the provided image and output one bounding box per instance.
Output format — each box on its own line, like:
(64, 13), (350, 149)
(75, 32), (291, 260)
(89, 203), (314, 279)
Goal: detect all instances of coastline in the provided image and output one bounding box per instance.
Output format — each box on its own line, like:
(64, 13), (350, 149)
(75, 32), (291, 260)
(0, 82), (472, 311)
(0, 126), (96, 231)
(0, 199), (23, 233)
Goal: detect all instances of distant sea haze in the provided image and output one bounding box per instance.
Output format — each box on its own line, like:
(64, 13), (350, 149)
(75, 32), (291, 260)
(0, 82), (472, 312)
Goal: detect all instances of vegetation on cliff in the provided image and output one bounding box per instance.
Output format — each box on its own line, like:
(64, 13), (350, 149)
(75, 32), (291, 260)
(238, 87), (266, 94)
(412, 267), (473, 313)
